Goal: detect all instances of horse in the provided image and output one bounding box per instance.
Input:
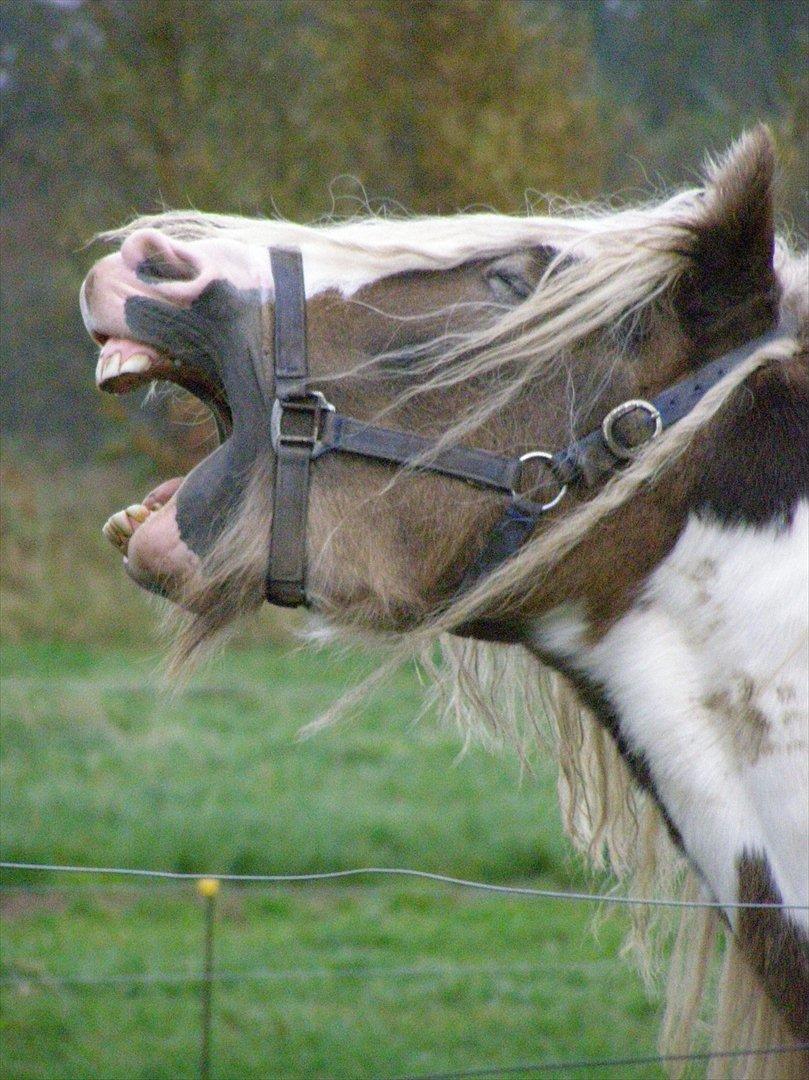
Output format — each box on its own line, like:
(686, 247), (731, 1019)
(80, 125), (807, 1077)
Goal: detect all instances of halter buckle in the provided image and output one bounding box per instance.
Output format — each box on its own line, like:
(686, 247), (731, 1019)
(601, 399), (662, 459)
(271, 392), (335, 456)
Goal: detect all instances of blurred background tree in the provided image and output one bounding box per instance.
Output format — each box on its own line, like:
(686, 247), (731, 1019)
(303, 0), (625, 212)
(1, 0), (806, 455)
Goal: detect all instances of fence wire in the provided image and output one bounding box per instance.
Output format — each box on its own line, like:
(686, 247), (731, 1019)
(1, 958), (618, 989)
(394, 1044), (809, 1078)
(2, 859), (807, 1076)
(1, 860), (806, 911)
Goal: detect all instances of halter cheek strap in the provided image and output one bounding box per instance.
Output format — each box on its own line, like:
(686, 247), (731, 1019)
(266, 248), (317, 607)
(265, 245), (793, 608)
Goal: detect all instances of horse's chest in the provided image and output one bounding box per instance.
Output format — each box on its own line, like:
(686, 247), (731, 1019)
(646, 504), (808, 751)
(533, 500), (809, 923)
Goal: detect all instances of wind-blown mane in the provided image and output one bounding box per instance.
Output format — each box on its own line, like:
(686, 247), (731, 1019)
(105, 130), (807, 1076)
(420, 235), (806, 1079)
(425, 224), (806, 1074)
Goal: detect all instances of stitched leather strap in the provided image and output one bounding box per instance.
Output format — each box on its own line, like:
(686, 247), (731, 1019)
(550, 321), (792, 486)
(271, 248), (308, 397)
(265, 249), (312, 607)
(319, 413), (520, 493)
(461, 319), (794, 591)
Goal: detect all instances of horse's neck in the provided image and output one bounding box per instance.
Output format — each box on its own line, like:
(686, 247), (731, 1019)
(532, 501), (809, 1036)
(534, 501), (809, 924)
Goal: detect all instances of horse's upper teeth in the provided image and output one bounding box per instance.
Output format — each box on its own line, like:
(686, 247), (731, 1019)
(96, 351), (154, 385)
(120, 354), (152, 376)
(95, 350), (121, 385)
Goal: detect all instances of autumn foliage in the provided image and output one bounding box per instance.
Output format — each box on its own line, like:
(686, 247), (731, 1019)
(1, 0), (805, 457)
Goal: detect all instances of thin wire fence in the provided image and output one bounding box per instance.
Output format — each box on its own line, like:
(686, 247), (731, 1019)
(394, 1045), (809, 1079)
(0, 958), (618, 989)
(3, 860), (806, 910)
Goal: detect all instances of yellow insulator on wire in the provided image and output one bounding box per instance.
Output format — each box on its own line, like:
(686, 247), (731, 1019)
(196, 877), (221, 898)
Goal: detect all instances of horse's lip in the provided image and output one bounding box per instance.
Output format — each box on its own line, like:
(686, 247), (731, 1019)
(144, 477), (185, 509)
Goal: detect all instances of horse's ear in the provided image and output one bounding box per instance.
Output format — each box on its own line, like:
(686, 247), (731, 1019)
(676, 124), (778, 346)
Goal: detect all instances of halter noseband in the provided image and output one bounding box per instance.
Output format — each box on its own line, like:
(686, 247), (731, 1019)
(265, 246), (789, 609)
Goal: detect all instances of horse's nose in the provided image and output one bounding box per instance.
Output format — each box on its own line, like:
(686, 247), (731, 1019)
(120, 228), (200, 283)
(80, 258), (118, 340)
(79, 272), (96, 337)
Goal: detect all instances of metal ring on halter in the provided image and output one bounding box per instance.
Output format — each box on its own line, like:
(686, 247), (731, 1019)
(601, 399), (663, 460)
(512, 451), (568, 512)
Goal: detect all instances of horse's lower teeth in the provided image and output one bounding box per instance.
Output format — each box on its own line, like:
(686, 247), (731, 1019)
(125, 503), (150, 523)
(102, 503), (152, 551)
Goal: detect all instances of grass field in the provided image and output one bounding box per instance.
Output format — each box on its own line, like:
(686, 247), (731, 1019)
(0, 639), (664, 1079)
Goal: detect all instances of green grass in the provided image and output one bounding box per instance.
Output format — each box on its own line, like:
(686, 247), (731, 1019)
(0, 446), (291, 648)
(0, 641), (663, 1078)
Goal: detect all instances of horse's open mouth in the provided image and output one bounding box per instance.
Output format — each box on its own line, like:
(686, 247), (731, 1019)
(95, 334), (233, 558)
(95, 335), (232, 432)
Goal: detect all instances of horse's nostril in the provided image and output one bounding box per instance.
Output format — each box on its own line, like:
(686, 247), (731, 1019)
(137, 253), (197, 284)
(121, 229), (199, 284)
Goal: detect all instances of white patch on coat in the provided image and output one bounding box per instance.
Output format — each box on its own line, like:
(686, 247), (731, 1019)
(532, 500), (809, 930)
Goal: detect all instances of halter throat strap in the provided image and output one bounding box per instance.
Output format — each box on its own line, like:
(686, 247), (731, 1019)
(264, 245), (792, 608)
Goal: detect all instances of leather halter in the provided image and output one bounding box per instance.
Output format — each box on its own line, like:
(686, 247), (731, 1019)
(265, 246), (789, 608)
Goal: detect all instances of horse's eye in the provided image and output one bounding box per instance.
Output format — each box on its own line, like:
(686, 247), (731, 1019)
(487, 269), (532, 302)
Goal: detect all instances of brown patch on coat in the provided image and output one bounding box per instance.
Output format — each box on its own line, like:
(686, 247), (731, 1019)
(777, 684), (799, 706)
(681, 555), (718, 607)
(704, 676), (776, 766)
(688, 344), (809, 527)
(736, 850), (809, 1042)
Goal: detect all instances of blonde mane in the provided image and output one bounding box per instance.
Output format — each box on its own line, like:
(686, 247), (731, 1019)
(126, 131), (806, 1076)
(101, 186), (701, 275)
(412, 241), (805, 1080)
